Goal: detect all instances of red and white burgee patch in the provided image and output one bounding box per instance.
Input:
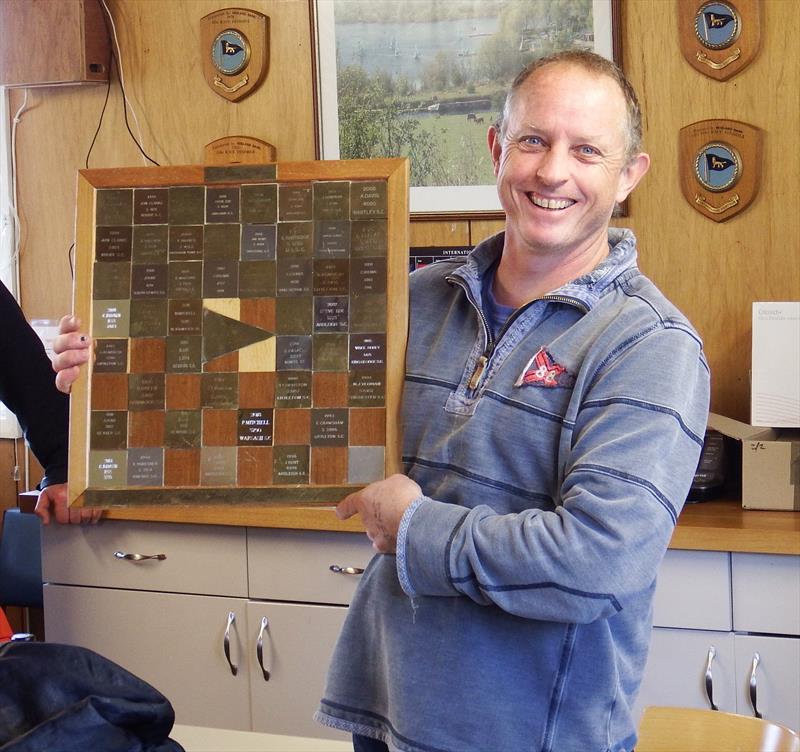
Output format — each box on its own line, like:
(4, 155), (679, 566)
(515, 347), (574, 388)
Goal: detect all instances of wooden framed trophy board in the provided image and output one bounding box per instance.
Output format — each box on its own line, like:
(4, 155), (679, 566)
(68, 158), (409, 527)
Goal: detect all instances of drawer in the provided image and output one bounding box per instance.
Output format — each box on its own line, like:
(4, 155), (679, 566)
(732, 553), (800, 635)
(42, 520), (248, 597)
(248, 528), (374, 605)
(653, 549), (732, 631)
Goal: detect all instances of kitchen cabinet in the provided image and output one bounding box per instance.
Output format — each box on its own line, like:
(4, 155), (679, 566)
(633, 549), (800, 731)
(42, 521), (372, 740)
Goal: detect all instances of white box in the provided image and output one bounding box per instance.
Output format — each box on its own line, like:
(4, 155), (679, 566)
(751, 302), (800, 427)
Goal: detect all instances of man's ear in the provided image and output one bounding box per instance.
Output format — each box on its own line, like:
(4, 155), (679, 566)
(488, 126), (502, 177)
(616, 152), (650, 203)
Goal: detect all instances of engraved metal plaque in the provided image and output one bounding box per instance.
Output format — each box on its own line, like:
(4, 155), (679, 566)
(128, 448), (164, 486)
(238, 408), (273, 444)
(273, 445), (309, 483)
(314, 181), (351, 220)
(277, 222), (313, 258)
(169, 226), (204, 260)
(278, 184), (312, 221)
(168, 262), (203, 299)
(166, 410), (202, 448)
(133, 226), (169, 262)
(241, 224), (277, 260)
(275, 372), (312, 407)
(351, 182), (387, 218)
(349, 333), (386, 370)
(128, 373), (166, 411)
(169, 186), (206, 225)
(311, 408), (348, 446)
(131, 264), (168, 298)
(349, 371), (386, 406)
(201, 373), (239, 408)
(97, 189), (133, 226)
(134, 189), (169, 224)
(206, 187), (240, 223)
(93, 262), (131, 300)
(166, 336), (202, 373)
(96, 227), (133, 262)
(94, 339), (129, 372)
(276, 258), (313, 297)
(276, 335), (312, 371)
(314, 296), (349, 332)
(241, 184), (278, 223)
(91, 411), (128, 450)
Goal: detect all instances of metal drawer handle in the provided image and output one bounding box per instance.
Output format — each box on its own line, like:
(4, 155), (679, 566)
(223, 611), (238, 676)
(256, 616), (270, 682)
(113, 551), (166, 562)
(704, 645), (719, 711)
(749, 652), (762, 719)
(329, 564), (365, 575)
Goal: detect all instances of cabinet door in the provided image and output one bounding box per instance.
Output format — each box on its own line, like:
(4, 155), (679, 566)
(247, 600), (351, 741)
(734, 633), (800, 731)
(633, 628), (736, 723)
(44, 584), (252, 730)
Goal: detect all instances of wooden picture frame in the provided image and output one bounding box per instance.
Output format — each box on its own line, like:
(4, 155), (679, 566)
(311, 0), (623, 220)
(68, 158), (409, 529)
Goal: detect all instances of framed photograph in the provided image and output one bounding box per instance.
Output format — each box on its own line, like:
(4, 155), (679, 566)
(67, 158), (409, 528)
(312, 0), (622, 219)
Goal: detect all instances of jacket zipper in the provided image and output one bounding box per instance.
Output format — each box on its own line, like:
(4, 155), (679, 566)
(447, 274), (588, 392)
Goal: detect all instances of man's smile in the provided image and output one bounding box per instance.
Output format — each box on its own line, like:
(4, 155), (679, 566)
(528, 192), (576, 210)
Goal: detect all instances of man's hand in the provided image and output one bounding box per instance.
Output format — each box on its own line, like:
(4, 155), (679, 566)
(336, 474), (422, 553)
(34, 483), (102, 525)
(52, 315), (92, 394)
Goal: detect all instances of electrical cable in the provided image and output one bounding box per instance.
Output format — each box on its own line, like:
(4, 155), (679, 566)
(98, 0), (161, 166)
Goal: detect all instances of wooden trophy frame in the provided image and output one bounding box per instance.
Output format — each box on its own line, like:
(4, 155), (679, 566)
(69, 158), (409, 528)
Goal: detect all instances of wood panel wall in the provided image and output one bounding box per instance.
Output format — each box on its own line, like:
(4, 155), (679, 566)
(6, 0), (799, 451)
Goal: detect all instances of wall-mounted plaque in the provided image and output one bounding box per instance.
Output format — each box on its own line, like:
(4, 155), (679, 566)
(201, 8), (269, 102)
(679, 119), (763, 222)
(677, 0), (761, 81)
(68, 158), (408, 525)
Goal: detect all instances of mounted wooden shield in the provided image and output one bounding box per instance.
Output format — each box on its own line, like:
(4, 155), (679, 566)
(201, 8), (269, 102)
(677, 0), (761, 81)
(679, 119), (763, 222)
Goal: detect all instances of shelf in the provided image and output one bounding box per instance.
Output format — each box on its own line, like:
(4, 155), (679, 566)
(671, 499), (800, 555)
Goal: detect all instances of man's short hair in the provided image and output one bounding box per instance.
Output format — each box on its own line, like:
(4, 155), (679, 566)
(496, 50), (644, 161)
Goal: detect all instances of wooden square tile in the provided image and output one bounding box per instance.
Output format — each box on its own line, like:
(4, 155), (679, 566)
(128, 410), (165, 447)
(202, 409), (238, 446)
(204, 351), (239, 373)
(349, 408), (386, 446)
(240, 298), (276, 332)
(239, 372), (275, 408)
(164, 448), (200, 486)
(311, 446), (348, 485)
(91, 373), (128, 410)
(237, 446), (273, 486)
(273, 408), (310, 445)
(129, 337), (166, 373)
(166, 374), (201, 409)
(313, 372), (348, 407)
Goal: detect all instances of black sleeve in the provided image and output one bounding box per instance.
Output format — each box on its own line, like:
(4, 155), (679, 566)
(0, 282), (69, 488)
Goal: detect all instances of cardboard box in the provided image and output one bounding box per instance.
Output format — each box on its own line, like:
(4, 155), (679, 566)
(707, 413), (800, 511)
(751, 302), (800, 428)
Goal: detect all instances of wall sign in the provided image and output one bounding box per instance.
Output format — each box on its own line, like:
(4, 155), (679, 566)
(679, 119), (762, 222)
(677, 0), (761, 80)
(201, 8), (269, 102)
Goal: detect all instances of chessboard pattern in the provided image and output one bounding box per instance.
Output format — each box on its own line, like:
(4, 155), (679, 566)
(76, 165), (403, 505)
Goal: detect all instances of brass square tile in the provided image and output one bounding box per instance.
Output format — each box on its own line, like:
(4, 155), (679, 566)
(206, 186), (240, 223)
(89, 450), (128, 488)
(133, 188), (168, 224)
(204, 223), (240, 259)
(201, 372), (239, 408)
(314, 220), (351, 257)
(239, 260), (276, 298)
(128, 448), (164, 486)
(168, 225), (204, 261)
(96, 226), (133, 262)
(241, 184), (278, 224)
(313, 333), (349, 372)
(93, 300), (130, 338)
(277, 221), (313, 258)
(168, 261), (203, 299)
(132, 225), (168, 263)
(90, 410), (128, 450)
(241, 223), (277, 260)
(276, 296), (313, 335)
(165, 410), (202, 449)
(128, 373), (165, 411)
(313, 181), (350, 220)
(314, 296), (349, 332)
(131, 263), (168, 299)
(278, 184), (312, 221)
(166, 335), (202, 373)
(350, 220), (388, 257)
(94, 339), (128, 372)
(273, 445), (310, 483)
(169, 186), (205, 225)
(96, 189), (133, 226)
(93, 261), (131, 300)
(350, 181), (387, 219)
(313, 259), (349, 296)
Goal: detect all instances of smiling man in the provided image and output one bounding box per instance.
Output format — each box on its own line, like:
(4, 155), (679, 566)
(315, 51), (710, 752)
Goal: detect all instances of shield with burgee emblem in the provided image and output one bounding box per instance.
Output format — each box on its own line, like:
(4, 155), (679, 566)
(679, 119), (763, 222)
(677, 0), (761, 81)
(201, 8), (269, 102)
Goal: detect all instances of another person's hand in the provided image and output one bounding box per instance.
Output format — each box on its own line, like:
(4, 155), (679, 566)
(336, 474), (422, 553)
(34, 483), (102, 525)
(52, 315), (92, 394)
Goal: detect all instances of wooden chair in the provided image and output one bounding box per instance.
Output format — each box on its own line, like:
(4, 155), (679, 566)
(637, 706), (800, 752)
